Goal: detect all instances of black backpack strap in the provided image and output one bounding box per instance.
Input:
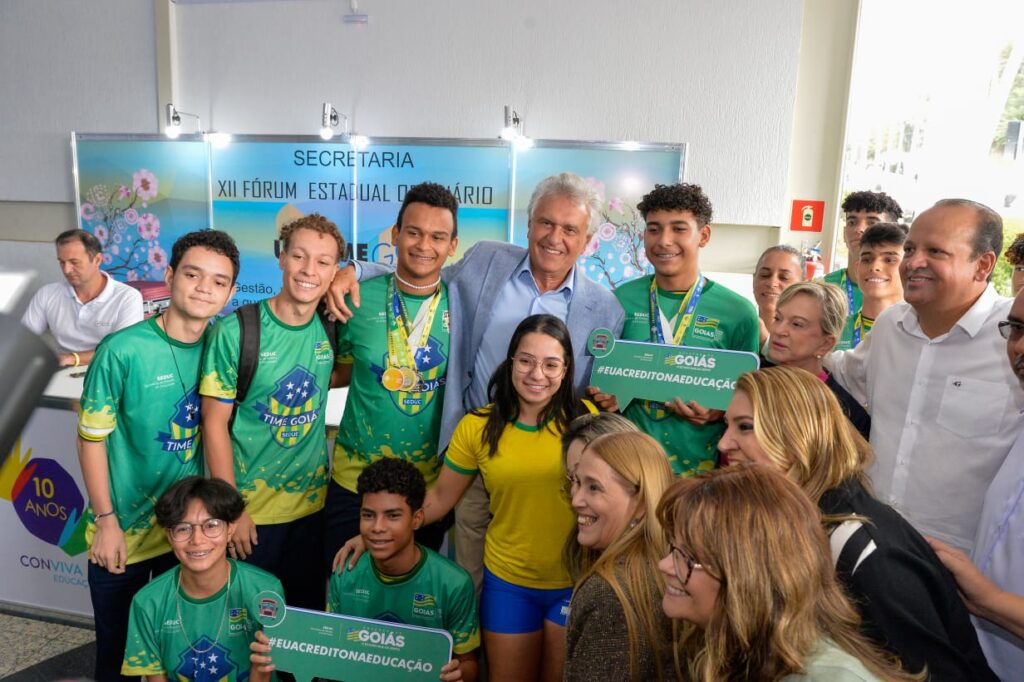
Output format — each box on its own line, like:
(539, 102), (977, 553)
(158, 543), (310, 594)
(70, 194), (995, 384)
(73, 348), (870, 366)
(230, 302), (261, 431)
(317, 301), (338, 358)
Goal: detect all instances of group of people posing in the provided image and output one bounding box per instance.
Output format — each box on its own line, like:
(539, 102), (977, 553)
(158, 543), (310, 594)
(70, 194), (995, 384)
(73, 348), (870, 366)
(62, 170), (1024, 681)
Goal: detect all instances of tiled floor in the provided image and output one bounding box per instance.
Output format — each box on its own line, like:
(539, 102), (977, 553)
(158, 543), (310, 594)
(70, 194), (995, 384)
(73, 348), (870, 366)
(0, 612), (94, 679)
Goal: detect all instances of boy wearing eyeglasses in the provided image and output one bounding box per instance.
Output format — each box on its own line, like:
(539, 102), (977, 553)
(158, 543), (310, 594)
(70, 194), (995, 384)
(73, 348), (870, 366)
(77, 230), (240, 681)
(122, 477), (283, 682)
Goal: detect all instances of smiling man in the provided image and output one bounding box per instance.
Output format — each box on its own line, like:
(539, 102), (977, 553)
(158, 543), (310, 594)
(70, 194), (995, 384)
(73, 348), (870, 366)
(77, 229), (240, 681)
(599, 183), (759, 475)
(825, 191), (904, 319)
(323, 183), (459, 571)
(326, 172), (624, 590)
(834, 222), (908, 350)
(328, 458), (479, 682)
(828, 199), (1024, 554)
(201, 214), (344, 610)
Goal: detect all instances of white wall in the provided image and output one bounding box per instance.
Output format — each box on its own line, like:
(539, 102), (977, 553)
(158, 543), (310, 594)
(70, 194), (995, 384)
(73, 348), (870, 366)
(0, 0), (159, 203)
(172, 0), (803, 227)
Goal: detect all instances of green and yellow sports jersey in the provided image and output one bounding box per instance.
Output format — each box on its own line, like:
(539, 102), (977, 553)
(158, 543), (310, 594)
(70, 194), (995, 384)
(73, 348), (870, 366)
(328, 545), (479, 655)
(333, 276), (450, 492)
(200, 300), (333, 524)
(122, 559), (283, 680)
(614, 276), (759, 475)
(444, 402), (598, 589)
(78, 316), (206, 564)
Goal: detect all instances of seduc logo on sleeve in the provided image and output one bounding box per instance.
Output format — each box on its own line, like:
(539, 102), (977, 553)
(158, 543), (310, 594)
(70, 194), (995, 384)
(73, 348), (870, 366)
(587, 328), (760, 411)
(257, 604), (453, 682)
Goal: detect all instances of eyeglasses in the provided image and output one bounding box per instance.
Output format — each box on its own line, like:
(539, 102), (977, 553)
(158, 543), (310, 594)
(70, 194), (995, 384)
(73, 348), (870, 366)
(511, 354), (566, 377)
(668, 542), (704, 586)
(167, 518), (226, 543)
(998, 320), (1024, 341)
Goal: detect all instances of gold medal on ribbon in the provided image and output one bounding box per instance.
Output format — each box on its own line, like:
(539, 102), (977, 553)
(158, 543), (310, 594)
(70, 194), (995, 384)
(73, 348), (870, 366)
(399, 367), (420, 391)
(381, 367), (404, 392)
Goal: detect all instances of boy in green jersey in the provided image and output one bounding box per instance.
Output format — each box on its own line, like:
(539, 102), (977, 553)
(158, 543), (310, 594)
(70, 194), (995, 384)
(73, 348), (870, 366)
(825, 191), (904, 341)
(835, 222), (907, 350)
(200, 214), (344, 611)
(324, 182), (458, 569)
(122, 477), (284, 682)
(324, 458), (479, 681)
(77, 229), (240, 682)
(588, 184), (759, 475)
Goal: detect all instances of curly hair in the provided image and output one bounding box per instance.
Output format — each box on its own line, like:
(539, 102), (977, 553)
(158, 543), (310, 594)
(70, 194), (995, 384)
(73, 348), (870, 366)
(637, 183), (713, 226)
(279, 213), (345, 263)
(155, 476), (245, 528)
(357, 457), (426, 512)
(169, 229), (241, 283)
(1005, 233), (1024, 266)
(396, 182), (459, 239)
(841, 191), (904, 222)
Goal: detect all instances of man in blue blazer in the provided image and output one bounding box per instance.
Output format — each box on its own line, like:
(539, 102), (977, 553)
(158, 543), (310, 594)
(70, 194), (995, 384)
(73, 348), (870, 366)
(327, 172), (625, 588)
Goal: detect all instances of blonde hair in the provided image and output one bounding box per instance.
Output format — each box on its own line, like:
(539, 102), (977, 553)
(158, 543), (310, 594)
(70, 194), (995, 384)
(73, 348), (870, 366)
(279, 213), (345, 263)
(657, 466), (923, 681)
(735, 366), (872, 503)
(573, 432), (677, 681)
(776, 280), (848, 341)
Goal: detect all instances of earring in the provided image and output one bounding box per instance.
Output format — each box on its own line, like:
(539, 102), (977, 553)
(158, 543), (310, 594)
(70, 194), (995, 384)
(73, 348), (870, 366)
(628, 518), (640, 530)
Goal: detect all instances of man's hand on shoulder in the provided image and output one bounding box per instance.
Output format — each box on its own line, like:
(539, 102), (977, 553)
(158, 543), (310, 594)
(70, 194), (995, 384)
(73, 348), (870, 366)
(325, 264), (360, 322)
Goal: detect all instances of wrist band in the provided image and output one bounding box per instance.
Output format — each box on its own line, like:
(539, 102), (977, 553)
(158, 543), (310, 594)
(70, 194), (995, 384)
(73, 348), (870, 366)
(95, 509), (116, 520)
(72, 352), (81, 367)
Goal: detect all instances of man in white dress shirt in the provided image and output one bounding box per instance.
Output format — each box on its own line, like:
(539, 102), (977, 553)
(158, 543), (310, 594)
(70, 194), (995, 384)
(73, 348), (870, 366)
(21, 229), (143, 367)
(827, 198), (1024, 554)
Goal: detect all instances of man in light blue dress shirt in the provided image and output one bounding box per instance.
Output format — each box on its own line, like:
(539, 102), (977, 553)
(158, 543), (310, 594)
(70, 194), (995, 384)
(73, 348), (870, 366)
(327, 172), (625, 589)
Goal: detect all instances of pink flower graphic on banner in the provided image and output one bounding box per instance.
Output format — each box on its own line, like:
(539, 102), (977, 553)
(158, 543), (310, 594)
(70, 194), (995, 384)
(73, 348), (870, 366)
(110, 245), (119, 255)
(87, 184), (110, 205)
(117, 185), (130, 200)
(137, 213), (160, 240)
(578, 195), (650, 291)
(608, 197), (624, 213)
(147, 245), (167, 270)
(103, 253), (112, 265)
(80, 203), (95, 221)
(584, 236), (600, 257)
(123, 208), (139, 225)
(93, 225), (108, 244)
(132, 169), (158, 201)
(127, 270), (138, 282)
(598, 222), (617, 241)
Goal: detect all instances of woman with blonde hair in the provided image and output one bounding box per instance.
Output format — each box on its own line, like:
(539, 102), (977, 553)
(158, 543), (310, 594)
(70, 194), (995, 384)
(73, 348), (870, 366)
(718, 365), (997, 681)
(764, 280), (870, 438)
(657, 464), (922, 681)
(564, 431), (679, 681)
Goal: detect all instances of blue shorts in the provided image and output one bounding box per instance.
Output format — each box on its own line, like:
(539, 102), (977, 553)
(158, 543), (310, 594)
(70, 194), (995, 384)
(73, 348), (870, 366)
(480, 566), (573, 634)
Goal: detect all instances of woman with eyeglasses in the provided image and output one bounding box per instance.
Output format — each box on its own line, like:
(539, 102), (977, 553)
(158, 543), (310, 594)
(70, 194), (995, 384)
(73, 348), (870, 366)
(335, 314), (594, 681)
(121, 476), (283, 682)
(563, 431), (680, 682)
(657, 465), (922, 681)
(718, 366), (997, 681)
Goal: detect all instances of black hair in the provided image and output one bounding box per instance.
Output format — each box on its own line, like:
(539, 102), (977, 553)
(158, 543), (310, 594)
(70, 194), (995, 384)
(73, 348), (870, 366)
(933, 198), (1003, 263)
(169, 229), (241, 283)
(55, 229), (102, 259)
(474, 314), (587, 456)
(395, 182), (459, 239)
(637, 183), (713, 226)
(841, 191), (904, 221)
(858, 222), (909, 251)
(154, 476), (245, 527)
(755, 244), (806, 274)
(1005, 233), (1024, 266)
(357, 457), (426, 511)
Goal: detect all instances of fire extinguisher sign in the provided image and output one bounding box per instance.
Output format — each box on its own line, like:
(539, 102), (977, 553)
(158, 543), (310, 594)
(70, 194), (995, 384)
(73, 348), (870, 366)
(790, 200), (825, 232)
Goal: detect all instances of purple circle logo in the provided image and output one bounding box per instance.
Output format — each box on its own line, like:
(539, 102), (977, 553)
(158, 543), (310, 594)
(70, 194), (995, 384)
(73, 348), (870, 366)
(11, 458), (87, 553)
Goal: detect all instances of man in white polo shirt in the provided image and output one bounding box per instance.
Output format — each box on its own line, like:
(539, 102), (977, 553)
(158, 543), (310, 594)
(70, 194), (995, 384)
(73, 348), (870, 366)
(22, 229), (143, 368)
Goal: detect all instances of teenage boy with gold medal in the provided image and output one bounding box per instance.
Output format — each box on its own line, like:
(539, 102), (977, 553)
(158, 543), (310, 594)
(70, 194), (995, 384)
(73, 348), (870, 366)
(323, 182), (459, 572)
(589, 184), (759, 475)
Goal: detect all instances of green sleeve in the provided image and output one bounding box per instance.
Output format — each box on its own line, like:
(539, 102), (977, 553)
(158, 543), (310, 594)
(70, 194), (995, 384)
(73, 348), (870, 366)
(737, 305), (761, 355)
(447, 575), (481, 655)
(199, 316), (241, 399)
(121, 596), (163, 676)
(77, 340), (125, 441)
(326, 572), (343, 613)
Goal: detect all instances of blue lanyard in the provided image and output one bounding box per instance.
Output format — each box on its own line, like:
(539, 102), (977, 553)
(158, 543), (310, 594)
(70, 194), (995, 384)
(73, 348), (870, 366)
(842, 270), (856, 316)
(649, 274), (705, 345)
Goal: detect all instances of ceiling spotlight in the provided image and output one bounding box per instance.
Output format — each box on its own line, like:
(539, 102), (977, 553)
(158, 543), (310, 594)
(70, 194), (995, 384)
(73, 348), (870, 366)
(320, 102), (345, 140)
(165, 103), (200, 139)
(500, 105), (523, 141)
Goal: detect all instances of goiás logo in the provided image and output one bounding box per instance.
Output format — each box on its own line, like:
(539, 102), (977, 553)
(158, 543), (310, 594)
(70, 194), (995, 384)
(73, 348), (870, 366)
(691, 315), (723, 341)
(663, 353), (716, 370)
(412, 592), (436, 617)
(346, 626), (406, 650)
